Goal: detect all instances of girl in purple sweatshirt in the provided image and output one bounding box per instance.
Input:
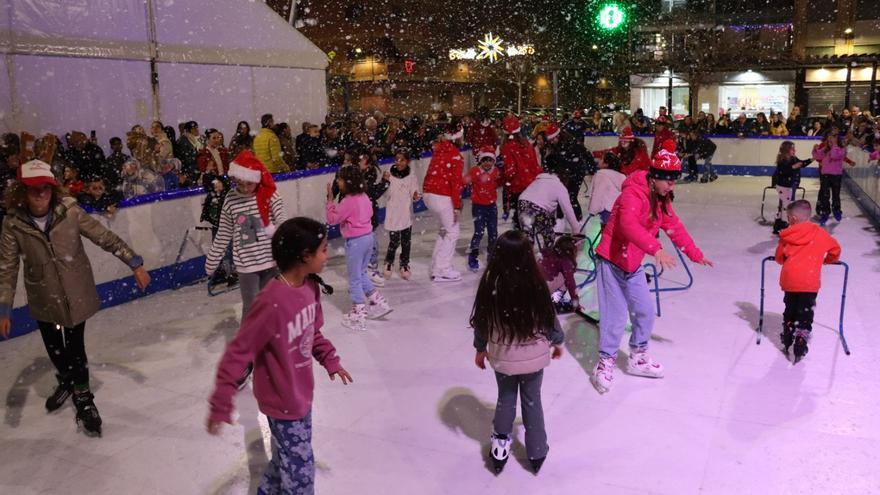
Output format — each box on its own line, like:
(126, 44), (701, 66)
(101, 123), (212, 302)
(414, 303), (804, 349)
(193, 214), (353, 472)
(207, 217), (353, 495)
(326, 166), (392, 331)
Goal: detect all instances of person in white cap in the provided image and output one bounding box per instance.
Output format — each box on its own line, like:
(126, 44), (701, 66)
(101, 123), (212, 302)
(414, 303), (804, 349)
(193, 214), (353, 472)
(205, 150), (287, 388)
(466, 145), (502, 272)
(0, 159), (151, 437)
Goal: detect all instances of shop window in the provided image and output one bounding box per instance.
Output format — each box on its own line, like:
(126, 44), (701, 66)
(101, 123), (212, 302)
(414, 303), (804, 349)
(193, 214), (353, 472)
(719, 84), (790, 118)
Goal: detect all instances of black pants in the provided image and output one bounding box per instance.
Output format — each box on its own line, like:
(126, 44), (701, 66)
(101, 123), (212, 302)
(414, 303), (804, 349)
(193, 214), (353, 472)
(566, 177), (584, 221)
(686, 156), (699, 178)
(783, 292), (817, 337)
(38, 321), (89, 389)
(816, 174), (842, 217)
(385, 227), (412, 267)
(509, 192), (523, 230)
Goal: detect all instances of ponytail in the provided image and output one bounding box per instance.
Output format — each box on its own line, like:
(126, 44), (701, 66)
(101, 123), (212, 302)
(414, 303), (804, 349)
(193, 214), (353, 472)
(309, 274), (334, 295)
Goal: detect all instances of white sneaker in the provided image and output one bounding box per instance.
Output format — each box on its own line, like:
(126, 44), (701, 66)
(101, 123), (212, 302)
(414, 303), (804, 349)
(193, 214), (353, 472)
(626, 350), (665, 378)
(431, 269), (462, 282)
(369, 271), (385, 287)
(342, 304), (367, 331)
(366, 290), (393, 319)
(591, 356), (616, 394)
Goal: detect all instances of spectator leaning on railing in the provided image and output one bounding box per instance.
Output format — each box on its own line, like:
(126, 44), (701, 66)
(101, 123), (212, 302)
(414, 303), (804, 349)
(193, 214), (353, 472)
(253, 113), (288, 174)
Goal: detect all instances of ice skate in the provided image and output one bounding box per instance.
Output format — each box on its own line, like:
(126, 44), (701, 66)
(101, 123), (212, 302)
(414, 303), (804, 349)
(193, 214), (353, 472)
(399, 265), (412, 280)
(342, 304), (367, 331)
(73, 391), (102, 437)
(819, 214), (828, 226)
(369, 271), (385, 287)
(626, 349), (665, 378)
(467, 255), (479, 273)
(45, 375), (72, 412)
(591, 356), (615, 394)
(530, 454), (547, 475)
(383, 263), (393, 279)
(489, 433), (511, 474)
(833, 211), (842, 222)
(793, 335), (809, 363)
(431, 268), (462, 283)
(366, 291), (393, 319)
(781, 322), (794, 355)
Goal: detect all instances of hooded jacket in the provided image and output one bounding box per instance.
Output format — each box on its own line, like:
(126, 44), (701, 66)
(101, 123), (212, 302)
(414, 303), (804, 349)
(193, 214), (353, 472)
(383, 165), (420, 231)
(500, 138), (542, 195)
(596, 171), (703, 272)
(473, 317), (564, 376)
(422, 140), (465, 209)
(775, 222), (841, 292)
(0, 197), (142, 326)
(811, 142), (847, 175)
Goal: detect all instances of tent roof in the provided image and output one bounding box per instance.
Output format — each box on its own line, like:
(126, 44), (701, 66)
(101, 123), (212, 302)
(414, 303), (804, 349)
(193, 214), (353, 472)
(0, 0), (327, 70)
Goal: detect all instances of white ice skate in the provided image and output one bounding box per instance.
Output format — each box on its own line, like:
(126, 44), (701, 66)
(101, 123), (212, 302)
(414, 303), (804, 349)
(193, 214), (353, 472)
(626, 350), (665, 378)
(591, 356), (615, 394)
(369, 271), (385, 287)
(366, 290), (393, 319)
(431, 268), (462, 283)
(342, 304), (367, 331)
(489, 432), (511, 474)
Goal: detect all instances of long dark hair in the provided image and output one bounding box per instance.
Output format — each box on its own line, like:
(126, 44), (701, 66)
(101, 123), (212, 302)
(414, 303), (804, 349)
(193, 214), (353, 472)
(271, 217), (333, 294)
(648, 180), (674, 221)
(469, 230), (557, 345)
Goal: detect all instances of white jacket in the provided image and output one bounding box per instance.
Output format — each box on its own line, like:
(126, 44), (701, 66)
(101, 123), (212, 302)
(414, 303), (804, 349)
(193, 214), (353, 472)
(518, 173), (580, 232)
(588, 168), (626, 215)
(383, 172), (420, 231)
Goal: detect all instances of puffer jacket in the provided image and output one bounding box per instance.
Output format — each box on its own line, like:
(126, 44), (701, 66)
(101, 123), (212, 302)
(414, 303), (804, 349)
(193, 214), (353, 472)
(422, 140), (465, 209)
(500, 138), (541, 194)
(775, 221), (840, 292)
(474, 317), (564, 376)
(596, 171), (703, 273)
(0, 197), (143, 327)
(811, 143), (847, 175)
(253, 128), (289, 173)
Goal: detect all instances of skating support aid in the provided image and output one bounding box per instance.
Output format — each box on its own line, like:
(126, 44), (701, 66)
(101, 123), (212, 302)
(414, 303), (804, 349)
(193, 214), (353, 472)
(756, 256), (851, 355)
(760, 185), (806, 224)
(169, 226), (213, 290)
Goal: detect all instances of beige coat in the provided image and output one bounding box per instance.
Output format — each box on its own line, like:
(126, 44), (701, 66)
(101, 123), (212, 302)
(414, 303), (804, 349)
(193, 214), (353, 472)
(0, 197), (141, 327)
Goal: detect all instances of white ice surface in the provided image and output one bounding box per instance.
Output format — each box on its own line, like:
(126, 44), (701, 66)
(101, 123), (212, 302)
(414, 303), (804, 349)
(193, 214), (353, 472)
(1, 176), (878, 495)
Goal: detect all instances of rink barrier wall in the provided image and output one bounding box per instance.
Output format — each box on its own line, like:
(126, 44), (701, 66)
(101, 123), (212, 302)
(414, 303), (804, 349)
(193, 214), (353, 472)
(842, 147), (880, 227)
(5, 149), (475, 340)
(582, 134), (823, 178)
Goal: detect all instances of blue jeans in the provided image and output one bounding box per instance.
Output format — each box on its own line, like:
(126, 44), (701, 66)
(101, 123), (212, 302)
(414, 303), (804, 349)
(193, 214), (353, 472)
(345, 233), (375, 305)
(368, 228), (379, 271)
(469, 203), (498, 259)
(596, 258), (655, 358)
(258, 412), (314, 495)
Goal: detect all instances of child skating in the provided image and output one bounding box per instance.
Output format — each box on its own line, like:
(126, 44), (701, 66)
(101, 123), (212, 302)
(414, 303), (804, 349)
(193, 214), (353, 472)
(470, 230), (564, 474)
(466, 146), (502, 272)
(771, 141), (812, 235)
(326, 166), (392, 331)
(207, 217), (353, 494)
(382, 151), (420, 280)
(775, 200), (841, 362)
(591, 140), (713, 394)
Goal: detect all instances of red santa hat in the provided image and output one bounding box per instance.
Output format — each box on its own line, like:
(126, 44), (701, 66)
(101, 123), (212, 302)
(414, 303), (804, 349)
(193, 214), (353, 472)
(618, 127), (635, 143)
(228, 150), (278, 236)
(649, 140), (682, 181)
(443, 121), (464, 141)
(477, 145), (496, 162)
(545, 123), (561, 140)
(18, 159), (58, 187)
(502, 115), (521, 135)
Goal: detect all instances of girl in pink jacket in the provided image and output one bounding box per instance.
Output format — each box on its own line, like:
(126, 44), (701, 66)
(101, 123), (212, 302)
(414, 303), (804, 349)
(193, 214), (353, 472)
(591, 140), (713, 394)
(812, 131), (854, 225)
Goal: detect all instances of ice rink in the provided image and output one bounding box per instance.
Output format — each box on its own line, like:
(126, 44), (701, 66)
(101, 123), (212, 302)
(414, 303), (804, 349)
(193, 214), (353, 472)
(1, 176), (877, 494)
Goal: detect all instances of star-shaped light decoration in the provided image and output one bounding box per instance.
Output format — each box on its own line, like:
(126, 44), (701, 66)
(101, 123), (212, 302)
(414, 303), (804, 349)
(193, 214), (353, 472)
(476, 32), (504, 63)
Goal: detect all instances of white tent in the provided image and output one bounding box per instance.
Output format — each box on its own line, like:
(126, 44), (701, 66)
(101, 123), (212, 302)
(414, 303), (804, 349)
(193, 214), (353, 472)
(0, 0), (328, 148)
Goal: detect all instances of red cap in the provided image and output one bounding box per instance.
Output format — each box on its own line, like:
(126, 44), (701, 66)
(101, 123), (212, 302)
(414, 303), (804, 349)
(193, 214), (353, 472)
(18, 159), (58, 187)
(502, 115), (521, 135)
(228, 150), (278, 235)
(545, 123), (561, 140)
(649, 140), (682, 180)
(477, 145), (496, 161)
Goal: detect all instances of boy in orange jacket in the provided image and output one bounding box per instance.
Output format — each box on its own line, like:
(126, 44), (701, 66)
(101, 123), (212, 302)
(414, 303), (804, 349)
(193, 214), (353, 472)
(775, 200), (841, 362)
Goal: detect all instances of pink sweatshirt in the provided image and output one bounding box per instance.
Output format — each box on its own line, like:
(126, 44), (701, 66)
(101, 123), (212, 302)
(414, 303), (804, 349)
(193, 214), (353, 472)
(326, 193), (373, 238)
(208, 278), (342, 423)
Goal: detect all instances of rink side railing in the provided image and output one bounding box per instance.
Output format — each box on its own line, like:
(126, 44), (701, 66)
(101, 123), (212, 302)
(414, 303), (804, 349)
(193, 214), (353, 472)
(4, 149), (475, 339)
(5, 137), (877, 339)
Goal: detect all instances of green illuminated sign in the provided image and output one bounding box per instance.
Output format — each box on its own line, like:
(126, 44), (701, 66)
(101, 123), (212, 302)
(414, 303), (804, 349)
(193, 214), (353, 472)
(598, 4), (625, 30)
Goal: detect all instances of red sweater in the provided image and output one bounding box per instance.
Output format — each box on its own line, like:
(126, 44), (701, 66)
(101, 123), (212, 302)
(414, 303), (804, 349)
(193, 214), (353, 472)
(423, 141), (465, 209)
(596, 171), (703, 272)
(501, 139), (541, 194)
(208, 278), (342, 423)
(468, 165), (501, 206)
(775, 222), (841, 292)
